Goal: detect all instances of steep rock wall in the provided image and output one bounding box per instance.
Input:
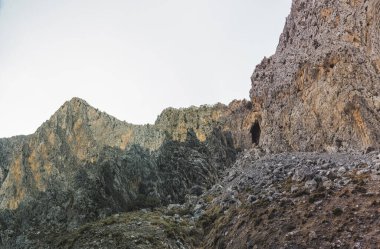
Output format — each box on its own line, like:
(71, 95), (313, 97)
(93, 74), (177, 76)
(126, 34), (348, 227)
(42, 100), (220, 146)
(250, 0), (380, 152)
(0, 98), (254, 212)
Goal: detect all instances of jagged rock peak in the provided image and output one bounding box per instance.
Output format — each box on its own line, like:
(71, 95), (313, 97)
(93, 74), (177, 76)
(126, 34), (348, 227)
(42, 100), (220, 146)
(65, 97), (90, 107)
(39, 97), (124, 139)
(52, 97), (94, 118)
(250, 0), (380, 153)
(53, 97), (106, 120)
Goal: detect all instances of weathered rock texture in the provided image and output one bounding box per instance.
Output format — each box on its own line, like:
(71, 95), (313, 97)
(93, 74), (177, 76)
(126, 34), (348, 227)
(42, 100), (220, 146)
(0, 97), (255, 248)
(0, 0), (379, 248)
(0, 136), (28, 185)
(200, 150), (380, 248)
(250, 0), (380, 152)
(155, 99), (256, 150)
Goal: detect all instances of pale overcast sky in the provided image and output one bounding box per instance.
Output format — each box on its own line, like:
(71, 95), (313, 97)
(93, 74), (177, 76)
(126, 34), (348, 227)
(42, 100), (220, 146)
(0, 0), (292, 138)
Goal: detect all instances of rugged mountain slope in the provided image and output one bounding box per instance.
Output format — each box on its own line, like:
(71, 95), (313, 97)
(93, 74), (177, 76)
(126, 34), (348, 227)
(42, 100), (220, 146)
(0, 136), (28, 185)
(0, 97), (255, 247)
(9, 148), (379, 249)
(250, 0), (380, 152)
(156, 99), (257, 150)
(0, 98), (253, 210)
(199, 150), (380, 248)
(0, 0), (379, 248)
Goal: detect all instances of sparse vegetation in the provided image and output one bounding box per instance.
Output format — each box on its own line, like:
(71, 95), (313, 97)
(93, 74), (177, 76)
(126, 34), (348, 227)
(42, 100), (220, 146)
(332, 207), (343, 216)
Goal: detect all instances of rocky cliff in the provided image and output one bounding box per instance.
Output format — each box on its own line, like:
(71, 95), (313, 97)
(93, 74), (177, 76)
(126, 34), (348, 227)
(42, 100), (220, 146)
(250, 0), (380, 152)
(0, 0), (379, 248)
(0, 97), (255, 247)
(0, 136), (28, 185)
(0, 98), (254, 210)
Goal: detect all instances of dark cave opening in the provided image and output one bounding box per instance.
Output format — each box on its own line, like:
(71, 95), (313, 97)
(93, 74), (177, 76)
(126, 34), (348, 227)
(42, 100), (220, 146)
(250, 121), (261, 145)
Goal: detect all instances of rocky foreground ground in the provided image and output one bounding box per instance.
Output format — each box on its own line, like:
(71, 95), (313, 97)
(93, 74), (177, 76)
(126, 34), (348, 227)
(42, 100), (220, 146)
(6, 149), (378, 249)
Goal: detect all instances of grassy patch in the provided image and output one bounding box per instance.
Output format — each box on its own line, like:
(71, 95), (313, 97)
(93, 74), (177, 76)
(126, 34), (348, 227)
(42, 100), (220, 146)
(199, 205), (223, 229)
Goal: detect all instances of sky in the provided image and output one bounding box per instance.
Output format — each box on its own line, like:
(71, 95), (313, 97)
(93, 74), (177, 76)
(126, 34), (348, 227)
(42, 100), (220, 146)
(0, 0), (292, 138)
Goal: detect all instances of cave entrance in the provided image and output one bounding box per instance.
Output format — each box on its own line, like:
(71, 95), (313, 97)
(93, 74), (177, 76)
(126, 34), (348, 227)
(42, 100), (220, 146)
(250, 121), (261, 145)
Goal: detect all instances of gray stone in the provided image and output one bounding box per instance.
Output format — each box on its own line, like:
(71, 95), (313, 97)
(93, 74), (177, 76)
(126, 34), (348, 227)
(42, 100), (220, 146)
(304, 179), (318, 192)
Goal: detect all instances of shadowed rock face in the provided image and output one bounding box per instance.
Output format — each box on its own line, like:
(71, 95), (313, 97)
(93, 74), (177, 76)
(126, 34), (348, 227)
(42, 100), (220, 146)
(0, 136), (28, 185)
(0, 97), (254, 236)
(250, 0), (380, 153)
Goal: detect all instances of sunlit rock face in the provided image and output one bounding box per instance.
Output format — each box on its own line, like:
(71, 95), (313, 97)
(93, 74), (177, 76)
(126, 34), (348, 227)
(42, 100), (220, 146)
(250, 0), (380, 153)
(0, 97), (254, 215)
(155, 99), (258, 151)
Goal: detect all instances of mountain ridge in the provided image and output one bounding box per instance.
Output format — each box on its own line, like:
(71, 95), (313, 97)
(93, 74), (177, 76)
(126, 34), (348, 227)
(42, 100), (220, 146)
(0, 97), (254, 211)
(0, 0), (379, 248)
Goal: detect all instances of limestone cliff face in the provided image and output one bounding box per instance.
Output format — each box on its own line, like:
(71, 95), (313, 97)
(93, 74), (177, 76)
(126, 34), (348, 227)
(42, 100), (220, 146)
(155, 99), (256, 151)
(155, 104), (227, 143)
(250, 0), (380, 152)
(0, 97), (253, 216)
(0, 136), (28, 185)
(0, 98), (161, 210)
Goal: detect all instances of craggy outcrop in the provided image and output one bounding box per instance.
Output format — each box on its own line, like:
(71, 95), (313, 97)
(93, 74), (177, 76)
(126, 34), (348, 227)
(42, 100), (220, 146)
(1, 0), (379, 248)
(0, 97), (254, 210)
(200, 150), (380, 248)
(0, 136), (28, 186)
(0, 97), (253, 247)
(250, 0), (380, 152)
(155, 99), (256, 150)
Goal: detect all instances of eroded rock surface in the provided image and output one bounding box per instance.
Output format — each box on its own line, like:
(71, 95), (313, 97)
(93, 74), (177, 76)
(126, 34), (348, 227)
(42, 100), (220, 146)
(0, 136), (28, 185)
(199, 150), (380, 248)
(0, 0), (379, 248)
(250, 0), (380, 152)
(0, 97), (255, 248)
